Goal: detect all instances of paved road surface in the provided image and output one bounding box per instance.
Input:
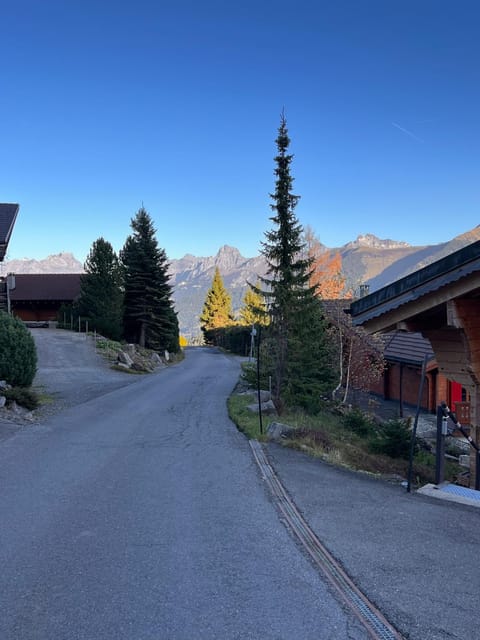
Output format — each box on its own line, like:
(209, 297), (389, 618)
(0, 344), (367, 640)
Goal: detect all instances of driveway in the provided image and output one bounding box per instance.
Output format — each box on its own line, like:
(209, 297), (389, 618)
(31, 328), (141, 413)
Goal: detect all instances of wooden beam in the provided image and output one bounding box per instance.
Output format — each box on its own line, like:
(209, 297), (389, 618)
(357, 272), (480, 334)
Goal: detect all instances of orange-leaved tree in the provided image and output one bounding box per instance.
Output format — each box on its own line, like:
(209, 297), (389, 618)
(303, 226), (349, 299)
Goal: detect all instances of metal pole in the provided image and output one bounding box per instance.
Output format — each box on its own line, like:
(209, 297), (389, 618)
(256, 325), (263, 435)
(435, 405), (446, 485)
(477, 451), (480, 492)
(407, 354), (428, 492)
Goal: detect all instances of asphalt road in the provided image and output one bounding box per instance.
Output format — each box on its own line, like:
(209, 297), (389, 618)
(0, 343), (368, 640)
(266, 444), (480, 640)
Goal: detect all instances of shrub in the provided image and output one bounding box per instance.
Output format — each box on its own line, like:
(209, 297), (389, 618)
(2, 387), (39, 410)
(203, 326), (252, 355)
(0, 312), (37, 386)
(369, 417), (416, 459)
(343, 408), (376, 437)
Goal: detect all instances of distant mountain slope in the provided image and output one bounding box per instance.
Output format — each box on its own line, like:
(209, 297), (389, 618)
(1, 252), (84, 274)
(169, 246), (268, 339)
(3, 226), (480, 340)
(365, 226), (480, 291)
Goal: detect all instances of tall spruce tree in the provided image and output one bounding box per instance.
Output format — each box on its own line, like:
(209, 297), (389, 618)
(258, 113), (335, 412)
(120, 207), (179, 352)
(200, 267), (234, 331)
(78, 238), (123, 341)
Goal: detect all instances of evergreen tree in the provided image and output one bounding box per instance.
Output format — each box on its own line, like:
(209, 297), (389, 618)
(200, 267), (234, 331)
(78, 238), (123, 341)
(239, 281), (268, 326)
(120, 207), (179, 352)
(257, 113), (335, 411)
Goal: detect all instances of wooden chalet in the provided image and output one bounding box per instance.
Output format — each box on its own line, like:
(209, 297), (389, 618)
(350, 238), (480, 487)
(370, 330), (466, 416)
(323, 299), (463, 416)
(9, 274), (82, 322)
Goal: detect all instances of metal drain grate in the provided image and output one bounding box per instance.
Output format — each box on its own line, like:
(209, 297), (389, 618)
(250, 440), (404, 640)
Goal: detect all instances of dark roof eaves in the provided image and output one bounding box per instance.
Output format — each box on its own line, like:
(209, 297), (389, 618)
(350, 239), (480, 318)
(350, 256), (480, 325)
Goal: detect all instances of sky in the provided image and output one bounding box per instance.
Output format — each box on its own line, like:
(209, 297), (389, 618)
(2, 0), (480, 264)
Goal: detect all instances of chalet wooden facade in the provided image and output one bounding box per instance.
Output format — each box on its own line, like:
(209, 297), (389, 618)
(9, 274), (82, 322)
(371, 330), (466, 416)
(350, 239), (480, 488)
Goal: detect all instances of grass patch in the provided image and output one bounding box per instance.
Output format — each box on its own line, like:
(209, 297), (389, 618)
(227, 393), (268, 440)
(228, 386), (463, 487)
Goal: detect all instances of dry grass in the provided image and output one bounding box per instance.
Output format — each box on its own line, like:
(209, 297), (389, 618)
(228, 389), (463, 487)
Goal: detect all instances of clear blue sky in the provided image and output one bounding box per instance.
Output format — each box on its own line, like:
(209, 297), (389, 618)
(2, 0), (479, 263)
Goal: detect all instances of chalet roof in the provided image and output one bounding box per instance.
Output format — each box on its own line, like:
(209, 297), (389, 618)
(381, 331), (435, 367)
(349, 238), (480, 331)
(0, 204), (19, 261)
(321, 299), (436, 368)
(9, 274), (82, 302)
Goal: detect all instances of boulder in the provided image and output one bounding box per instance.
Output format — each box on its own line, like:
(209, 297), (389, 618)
(240, 389), (271, 402)
(117, 350), (134, 367)
(124, 344), (137, 356)
(150, 352), (165, 367)
(266, 421), (295, 441)
(247, 399), (277, 415)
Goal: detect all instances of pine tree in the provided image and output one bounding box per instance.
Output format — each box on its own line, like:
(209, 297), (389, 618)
(78, 238), (123, 341)
(258, 113), (335, 411)
(239, 281), (268, 326)
(200, 267), (234, 331)
(120, 207), (179, 352)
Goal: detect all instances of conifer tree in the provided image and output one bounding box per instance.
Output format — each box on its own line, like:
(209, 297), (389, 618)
(257, 113), (335, 411)
(78, 238), (123, 341)
(239, 281), (268, 326)
(200, 267), (234, 331)
(120, 207), (179, 352)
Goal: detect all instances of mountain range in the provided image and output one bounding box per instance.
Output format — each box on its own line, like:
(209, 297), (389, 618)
(2, 225), (480, 339)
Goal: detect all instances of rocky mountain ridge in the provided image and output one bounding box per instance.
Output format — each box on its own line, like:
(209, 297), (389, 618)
(3, 226), (480, 339)
(0, 252), (84, 275)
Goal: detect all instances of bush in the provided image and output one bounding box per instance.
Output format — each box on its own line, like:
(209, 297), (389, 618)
(369, 417), (416, 459)
(0, 312), (37, 386)
(343, 408), (376, 437)
(2, 387), (39, 410)
(203, 326), (252, 355)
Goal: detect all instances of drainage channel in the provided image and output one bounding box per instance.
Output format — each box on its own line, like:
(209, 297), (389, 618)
(249, 440), (404, 640)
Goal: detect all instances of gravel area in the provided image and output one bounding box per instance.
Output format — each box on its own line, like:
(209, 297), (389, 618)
(0, 328), (143, 437)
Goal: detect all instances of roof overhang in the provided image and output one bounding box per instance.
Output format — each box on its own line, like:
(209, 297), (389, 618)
(350, 240), (480, 334)
(0, 204), (19, 261)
